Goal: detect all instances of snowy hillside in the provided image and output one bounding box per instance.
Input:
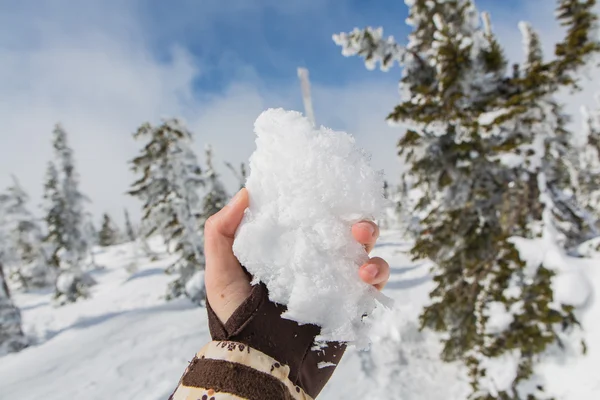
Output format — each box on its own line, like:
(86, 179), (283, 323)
(1, 231), (599, 399)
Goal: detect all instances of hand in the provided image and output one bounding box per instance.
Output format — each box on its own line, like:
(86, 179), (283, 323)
(204, 188), (391, 324)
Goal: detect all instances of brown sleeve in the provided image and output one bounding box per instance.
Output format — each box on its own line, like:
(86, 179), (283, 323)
(207, 283), (346, 399)
(169, 341), (306, 400)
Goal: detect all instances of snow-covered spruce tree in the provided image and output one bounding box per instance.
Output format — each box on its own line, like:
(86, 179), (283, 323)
(0, 176), (53, 289)
(0, 262), (28, 356)
(0, 199), (29, 354)
(46, 124), (95, 304)
(128, 118), (206, 304)
(201, 145), (229, 227)
(576, 95), (600, 224)
(123, 209), (137, 243)
(496, 20), (598, 252)
(98, 213), (121, 247)
(42, 162), (63, 272)
(335, 0), (600, 398)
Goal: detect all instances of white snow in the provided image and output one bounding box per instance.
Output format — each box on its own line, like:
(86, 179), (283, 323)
(478, 108), (510, 126)
(233, 109), (389, 346)
(332, 27), (405, 71)
(317, 361), (337, 369)
(55, 272), (77, 294)
(478, 353), (520, 398)
(0, 231), (599, 399)
(484, 301), (514, 335)
(578, 236), (600, 258)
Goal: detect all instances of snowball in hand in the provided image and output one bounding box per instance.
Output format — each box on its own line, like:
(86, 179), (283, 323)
(232, 108), (389, 345)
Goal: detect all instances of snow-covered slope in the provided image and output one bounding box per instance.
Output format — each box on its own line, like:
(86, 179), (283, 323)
(1, 231), (599, 399)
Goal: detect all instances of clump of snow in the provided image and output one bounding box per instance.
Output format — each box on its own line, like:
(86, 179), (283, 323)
(54, 271), (95, 305)
(554, 268), (593, 309)
(478, 353), (520, 397)
(233, 108), (388, 346)
(55, 272), (77, 294)
(478, 108), (510, 126)
(540, 208), (593, 309)
(577, 236), (600, 258)
(510, 220), (592, 310)
(483, 301), (514, 335)
(317, 361), (337, 369)
(332, 27), (405, 71)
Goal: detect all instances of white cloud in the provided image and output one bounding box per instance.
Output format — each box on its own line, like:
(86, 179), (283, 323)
(0, 1), (402, 227)
(0, 5), (202, 225)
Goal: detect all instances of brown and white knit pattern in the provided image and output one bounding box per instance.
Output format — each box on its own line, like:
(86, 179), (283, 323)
(170, 341), (314, 400)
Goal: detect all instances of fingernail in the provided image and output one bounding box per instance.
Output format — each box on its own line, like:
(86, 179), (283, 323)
(366, 223), (376, 237)
(358, 222), (375, 236)
(363, 264), (378, 279)
(227, 190), (244, 207)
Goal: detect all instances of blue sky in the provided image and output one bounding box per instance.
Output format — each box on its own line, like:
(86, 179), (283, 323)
(138, 0), (409, 92)
(0, 0), (592, 225)
(132, 0), (527, 93)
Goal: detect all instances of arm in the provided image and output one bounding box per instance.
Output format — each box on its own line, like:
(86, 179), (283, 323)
(170, 189), (389, 399)
(171, 283), (343, 399)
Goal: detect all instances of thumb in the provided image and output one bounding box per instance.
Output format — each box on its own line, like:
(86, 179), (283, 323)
(205, 188), (249, 243)
(204, 188), (251, 312)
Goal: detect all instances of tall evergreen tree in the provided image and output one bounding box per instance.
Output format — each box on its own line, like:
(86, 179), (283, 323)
(335, 0), (599, 398)
(0, 262), (28, 356)
(44, 124), (95, 304)
(123, 209), (137, 243)
(98, 213), (120, 247)
(0, 176), (53, 289)
(128, 118), (206, 304)
(42, 162), (62, 272)
(576, 96), (600, 224)
(498, 20), (597, 251)
(201, 145), (229, 226)
(0, 199), (29, 355)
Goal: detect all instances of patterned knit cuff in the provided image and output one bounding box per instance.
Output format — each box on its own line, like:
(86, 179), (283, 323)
(170, 341), (313, 400)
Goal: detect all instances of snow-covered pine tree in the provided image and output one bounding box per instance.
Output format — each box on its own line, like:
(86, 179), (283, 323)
(334, 0), (600, 398)
(98, 213), (120, 247)
(42, 162), (63, 272)
(82, 214), (101, 270)
(576, 95), (600, 224)
(123, 209), (137, 243)
(497, 19), (598, 252)
(201, 145), (229, 226)
(0, 262), (28, 356)
(128, 118), (206, 304)
(46, 124), (95, 304)
(0, 198), (29, 355)
(0, 176), (53, 289)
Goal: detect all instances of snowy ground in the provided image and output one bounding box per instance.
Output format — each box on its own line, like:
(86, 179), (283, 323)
(1, 230), (599, 399)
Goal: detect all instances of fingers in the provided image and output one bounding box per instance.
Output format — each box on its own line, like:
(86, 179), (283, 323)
(352, 220), (380, 254)
(353, 220), (387, 289)
(204, 188), (250, 286)
(359, 257), (390, 291)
